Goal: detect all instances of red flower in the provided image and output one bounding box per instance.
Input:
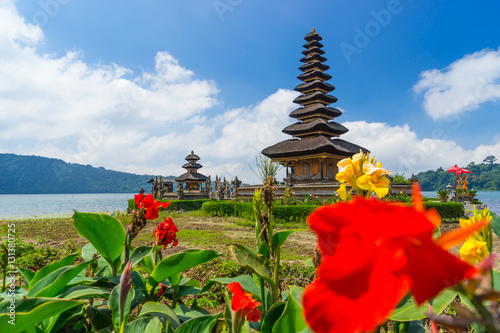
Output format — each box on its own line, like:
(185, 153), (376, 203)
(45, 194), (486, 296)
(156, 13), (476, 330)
(228, 282), (261, 322)
(156, 283), (168, 298)
(135, 194), (170, 220)
(154, 217), (178, 249)
(302, 185), (478, 333)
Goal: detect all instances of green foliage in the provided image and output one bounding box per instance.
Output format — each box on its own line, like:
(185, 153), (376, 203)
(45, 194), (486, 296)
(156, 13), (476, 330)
(201, 201), (254, 219)
(164, 199), (211, 212)
(424, 201), (464, 220)
(416, 160), (500, 191)
(383, 192), (412, 203)
(392, 173), (412, 184)
(202, 200), (317, 223)
(0, 238), (78, 272)
(250, 154), (282, 183)
(128, 198), (211, 212)
(0, 153), (168, 194)
(388, 289), (458, 321)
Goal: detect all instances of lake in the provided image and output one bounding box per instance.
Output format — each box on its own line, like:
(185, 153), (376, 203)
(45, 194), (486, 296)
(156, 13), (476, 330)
(422, 191), (500, 215)
(0, 193), (136, 219)
(0, 191), (499, 219)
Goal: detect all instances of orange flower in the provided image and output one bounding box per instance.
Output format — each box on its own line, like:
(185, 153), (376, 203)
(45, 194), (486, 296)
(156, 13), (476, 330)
(154, 218), (178, 249)
(228, 282), (261, 322)
(135, 194), (170, 220)
(303, 184), (478, 333)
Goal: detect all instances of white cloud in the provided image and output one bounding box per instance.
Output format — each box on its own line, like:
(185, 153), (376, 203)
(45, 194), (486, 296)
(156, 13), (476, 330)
(3, 1), (499, 188)
(414, 48), (500, 120)
(342, 121), (500, 175)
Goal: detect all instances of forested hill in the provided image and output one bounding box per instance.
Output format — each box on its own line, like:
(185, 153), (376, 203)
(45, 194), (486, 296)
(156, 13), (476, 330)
(416, 157), (500, 191)
(0, 153), (172, 194)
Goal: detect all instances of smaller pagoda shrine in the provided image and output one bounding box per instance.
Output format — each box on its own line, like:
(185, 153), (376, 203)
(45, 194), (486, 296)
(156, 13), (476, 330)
(175, 151), (208, 191)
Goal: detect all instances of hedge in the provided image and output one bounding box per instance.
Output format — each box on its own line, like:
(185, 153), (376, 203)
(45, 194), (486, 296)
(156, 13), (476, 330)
(424, 202), (464, 220)
(201, 201), (254, 220)
(127, 198), (211, 212)
(201, 201), (318, 223)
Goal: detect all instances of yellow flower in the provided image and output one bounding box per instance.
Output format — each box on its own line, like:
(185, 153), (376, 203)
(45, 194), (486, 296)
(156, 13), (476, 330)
(336, 151), (391, 200)
(459, 207), (493, 252)
(357, 163), (391, 199)
(460, 239), (489, 265)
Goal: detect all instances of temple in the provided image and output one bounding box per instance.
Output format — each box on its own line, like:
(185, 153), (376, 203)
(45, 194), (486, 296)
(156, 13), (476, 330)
(262, 28), (368, 184)
(175, 151), (208, 191)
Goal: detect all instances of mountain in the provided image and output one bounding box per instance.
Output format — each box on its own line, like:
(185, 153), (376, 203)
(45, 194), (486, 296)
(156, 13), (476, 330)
(0, 153), (173, 194)
(416, 159), (500, 191)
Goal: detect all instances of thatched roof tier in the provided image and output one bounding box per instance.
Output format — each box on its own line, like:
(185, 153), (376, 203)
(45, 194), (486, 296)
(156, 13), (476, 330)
(293, 91), (338, 106)
(282, 118), (348, 137)
(299, 61), (330, 73)
(182, 163), (203, 169)
(297, 70), (332, 82)
(304, 29), (323, 42)
(262, 136), (368, 159)
(300, 54), (327, 63)
(185, 151), (200, 161)
(303, 40), (324, 49)
(289, 104), (343, 120)
(175, 172), (208, 182)
(302, 47), (325, 56)
(294, 80), (335, 94)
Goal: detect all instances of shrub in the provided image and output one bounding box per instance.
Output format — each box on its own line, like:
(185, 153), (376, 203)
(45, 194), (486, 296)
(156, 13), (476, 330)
(201, 201), (253, 220)
(424, 201), (464, 220)
(273, 205), (318, 223)
(202, 201), (317, 223)
(128, 198), (211, 212)
(163, 199), (211, 211)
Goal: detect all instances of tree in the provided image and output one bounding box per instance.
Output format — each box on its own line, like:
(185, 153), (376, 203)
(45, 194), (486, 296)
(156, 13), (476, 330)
(483, 155), (497, 165)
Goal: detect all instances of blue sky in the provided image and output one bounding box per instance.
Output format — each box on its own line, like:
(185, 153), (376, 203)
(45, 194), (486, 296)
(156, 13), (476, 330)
(1, 0), (500, 183)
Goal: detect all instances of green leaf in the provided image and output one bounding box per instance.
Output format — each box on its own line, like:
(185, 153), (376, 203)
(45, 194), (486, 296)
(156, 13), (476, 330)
(17, 267), (35, 287)
(174, 313), (221, 333)
(138, 302), (181, 329)
(150, 249), (221, 285)
(27, 260), (91, 297)
(200, 275), (260, 298)
(109, 284), (135, 333)
(493, 269), (500, 291)
(62, 285), (111, 299)
(125, 316), (163, 333)
(388, 289), (458, 321)
(172, 304), (206, 322)
(0, 298), (83, 333)
(272, 287), (309, 333)
(229, 244), (271, 279)
(272, 230), (305, 247)
(129, 246), (158, 269)
(73, 211), (126, 272)
(28, 253), (78, 289)
(303, 258), (314, 268)
(261, 302), (286, 333)
(86, 306), (113, 331)
(490, 212), (500, 237)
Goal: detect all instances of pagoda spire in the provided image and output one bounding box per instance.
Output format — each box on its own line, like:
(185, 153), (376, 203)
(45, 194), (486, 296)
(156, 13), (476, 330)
(261, 29), (368, 184)
(284, 28), (348, 139)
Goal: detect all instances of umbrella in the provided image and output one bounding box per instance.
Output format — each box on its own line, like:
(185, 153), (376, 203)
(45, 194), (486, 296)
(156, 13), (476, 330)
(448, 164), (461, 173)
(456, 168), (471, 174)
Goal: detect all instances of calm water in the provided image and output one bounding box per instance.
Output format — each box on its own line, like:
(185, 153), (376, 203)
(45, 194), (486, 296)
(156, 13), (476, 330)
(0, 191), (499, 219)
(422, 191), (500, 214)
(0, 193), (136, 219)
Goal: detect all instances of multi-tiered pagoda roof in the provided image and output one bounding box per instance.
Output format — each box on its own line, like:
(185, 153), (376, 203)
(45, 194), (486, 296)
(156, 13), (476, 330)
(175, 151), (208, 183)
(262, 29), (368, 161)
